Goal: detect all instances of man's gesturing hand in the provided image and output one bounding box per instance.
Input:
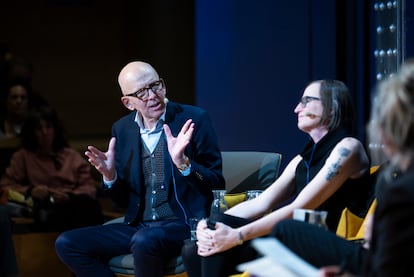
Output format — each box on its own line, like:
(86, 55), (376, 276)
(85, 137), (116, 181)
(164, 119), (194, 168)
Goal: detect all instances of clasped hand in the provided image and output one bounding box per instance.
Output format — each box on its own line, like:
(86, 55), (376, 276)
(196, 219), (238, 256)
(31, 185), (70, 203)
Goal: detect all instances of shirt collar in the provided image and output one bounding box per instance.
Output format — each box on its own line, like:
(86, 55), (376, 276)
(134, 110), (166, 134)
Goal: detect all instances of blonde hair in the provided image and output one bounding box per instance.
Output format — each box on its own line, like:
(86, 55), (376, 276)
(369, 59), (414, 163)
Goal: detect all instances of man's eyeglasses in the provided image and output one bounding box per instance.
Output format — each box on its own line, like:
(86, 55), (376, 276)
(299, 96), (321, 107)
(126, 79), (165, 101)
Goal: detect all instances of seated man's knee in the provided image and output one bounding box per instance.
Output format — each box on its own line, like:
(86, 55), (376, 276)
(55, 232), (70, 256)
(55, 230), (78, 257)
(131, 227), (164, 255)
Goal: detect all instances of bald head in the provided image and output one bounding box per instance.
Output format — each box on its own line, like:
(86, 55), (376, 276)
(118, 61), (160, 96)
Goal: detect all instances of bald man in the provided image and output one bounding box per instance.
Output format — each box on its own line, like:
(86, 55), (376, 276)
(55, 61), (224, 277)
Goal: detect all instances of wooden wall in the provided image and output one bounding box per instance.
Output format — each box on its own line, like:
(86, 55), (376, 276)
(1, 0), (195, 141)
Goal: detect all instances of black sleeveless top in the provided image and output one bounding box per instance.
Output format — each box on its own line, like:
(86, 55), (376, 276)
(295, 128), (371, 231)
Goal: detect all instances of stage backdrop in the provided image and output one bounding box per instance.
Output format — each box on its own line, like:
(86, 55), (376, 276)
(195, 0), (340, 169)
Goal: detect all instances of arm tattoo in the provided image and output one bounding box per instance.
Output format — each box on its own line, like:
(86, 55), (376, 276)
(326, 147), (351, 181)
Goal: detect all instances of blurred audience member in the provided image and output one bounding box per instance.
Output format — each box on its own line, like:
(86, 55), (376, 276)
(0, 105), (103, 231)
(0, 80), (32, 139)
(0, 51), (46, 133)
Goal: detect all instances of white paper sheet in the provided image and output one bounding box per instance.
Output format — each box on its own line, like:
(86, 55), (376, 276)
(237, 237), (319, 277)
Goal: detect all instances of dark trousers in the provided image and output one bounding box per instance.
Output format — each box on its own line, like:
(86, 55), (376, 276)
(0, 206), (18, 277)
(55, 219), (188, 277)
(272, 219), (368, 275)
(182, 240), (258, 277)
(181, 212), (258, 277)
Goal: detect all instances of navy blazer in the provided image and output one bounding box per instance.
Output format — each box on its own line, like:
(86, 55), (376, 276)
(106, 101), (224, 225)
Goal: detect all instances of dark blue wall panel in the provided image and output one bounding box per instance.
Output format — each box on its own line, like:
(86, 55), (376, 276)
(196, 0), (337, 169)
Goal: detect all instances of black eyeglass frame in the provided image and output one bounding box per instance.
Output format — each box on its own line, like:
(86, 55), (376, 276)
(299, 96), (321, 107)
(125, 78), (165, 101)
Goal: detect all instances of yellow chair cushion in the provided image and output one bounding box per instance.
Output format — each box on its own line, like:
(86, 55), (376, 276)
(224, 193), (246, 208)
(336, 207), (364, 239)
(336, 165), (380, 240)
(336, 199), (377, 240)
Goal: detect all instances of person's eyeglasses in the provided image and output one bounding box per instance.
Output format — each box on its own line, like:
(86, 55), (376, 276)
(299, 96), (321, 107)
(126, 78), (165, 101)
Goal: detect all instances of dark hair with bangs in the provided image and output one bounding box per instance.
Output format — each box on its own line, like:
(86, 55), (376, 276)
(317, 80), (356, 133)
(21, 105), (69, 153)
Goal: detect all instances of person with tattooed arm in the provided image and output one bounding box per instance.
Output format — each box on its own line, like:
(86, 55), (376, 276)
(182, 80), (372, 277)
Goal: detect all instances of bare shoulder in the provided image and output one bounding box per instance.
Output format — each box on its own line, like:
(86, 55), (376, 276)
(336, 137), (365, 153)
(328, 137), (368, 166)
(333, 137), (369, 176)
